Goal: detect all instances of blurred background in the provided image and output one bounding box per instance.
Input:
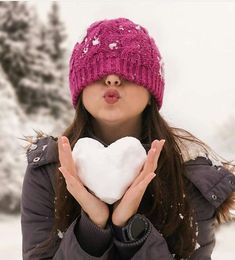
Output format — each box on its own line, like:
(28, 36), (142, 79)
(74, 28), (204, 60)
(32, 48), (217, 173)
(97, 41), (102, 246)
(0, 0), (234, 259)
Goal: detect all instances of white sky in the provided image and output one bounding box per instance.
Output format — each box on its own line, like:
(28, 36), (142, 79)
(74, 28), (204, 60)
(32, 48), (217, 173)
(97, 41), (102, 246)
(31, 0), (235, 157)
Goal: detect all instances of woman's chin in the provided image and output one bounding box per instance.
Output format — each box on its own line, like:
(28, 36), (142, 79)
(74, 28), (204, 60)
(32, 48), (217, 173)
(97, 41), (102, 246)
(98, 114), (124, 126)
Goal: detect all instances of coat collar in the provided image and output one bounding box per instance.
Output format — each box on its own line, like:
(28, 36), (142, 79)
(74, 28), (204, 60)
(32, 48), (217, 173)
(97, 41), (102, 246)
(26, 135), (59, 168)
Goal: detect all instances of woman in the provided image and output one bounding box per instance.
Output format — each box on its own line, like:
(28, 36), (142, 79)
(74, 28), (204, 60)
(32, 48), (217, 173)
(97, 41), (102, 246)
(21, 17), (235, 259)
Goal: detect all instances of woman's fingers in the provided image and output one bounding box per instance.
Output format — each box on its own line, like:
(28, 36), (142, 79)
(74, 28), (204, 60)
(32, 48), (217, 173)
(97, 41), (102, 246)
(60, 137), (73, 167)
(131, 139), (165, 188)
(58, 136), (66, 165)
(62, 142), (76, 176)
(152, 139), (165, 171)
(120, 173), (156, 217)
(59, 167), (109, 225)
(58, 136), (77, 178)
(59, 166), (90, 209)
(135, 173), (156, 204)
(58, 136), (70, 169)
(58, 166), (84, 193)
(131, 149), (155, 187)
(130, 173), (156, 201)
(144, 139), (165, 173)
(137, 172), (156, 192)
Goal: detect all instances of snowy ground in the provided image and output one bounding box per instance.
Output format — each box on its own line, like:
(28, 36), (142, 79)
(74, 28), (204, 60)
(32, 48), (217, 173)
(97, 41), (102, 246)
(0, 214), (22, 260)
(212, 221), (235, 260)
(0, 214), (234, 259)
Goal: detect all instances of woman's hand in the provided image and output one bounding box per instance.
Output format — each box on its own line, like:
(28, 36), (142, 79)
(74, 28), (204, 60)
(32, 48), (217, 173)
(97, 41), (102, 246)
(58, 136), (109, 228)
(112, 139), (165, 227)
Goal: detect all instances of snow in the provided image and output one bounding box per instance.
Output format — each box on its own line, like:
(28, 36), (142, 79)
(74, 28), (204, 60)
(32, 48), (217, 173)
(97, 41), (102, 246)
(83, 47), (88, 53)
(0, 214), (234, 259)
(72, 136), (147, 204)
(92, 37), (100, 45)
(57, 229), (64, 239)
(195, 242), (200, 250)
(179, 213), (184, 219)
(0, 214), (22, 260)
(109, 42), (118, 50)
(211, 221), (235, 260)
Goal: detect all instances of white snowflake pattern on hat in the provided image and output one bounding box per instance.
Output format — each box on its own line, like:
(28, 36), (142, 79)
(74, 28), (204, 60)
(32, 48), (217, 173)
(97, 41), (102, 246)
(83, 47), (89, 54)
(92, 36), (100, 46)
(109, 42), (118, 50)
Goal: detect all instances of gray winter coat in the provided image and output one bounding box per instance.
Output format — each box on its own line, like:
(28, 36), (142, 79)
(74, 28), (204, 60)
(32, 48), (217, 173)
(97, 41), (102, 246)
(21, 136), (235, 259)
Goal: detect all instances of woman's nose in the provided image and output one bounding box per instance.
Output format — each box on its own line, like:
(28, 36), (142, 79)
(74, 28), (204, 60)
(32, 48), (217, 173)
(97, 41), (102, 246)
(105, 74), (121, 87)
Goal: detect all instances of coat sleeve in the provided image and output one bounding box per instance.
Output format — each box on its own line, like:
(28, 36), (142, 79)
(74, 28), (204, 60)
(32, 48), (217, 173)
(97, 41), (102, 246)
(21, 164), (115, 260)
(111, 207), (216, 260)
(111, 212), (216, 260)
(185, 156), (235, 259)
(187, 218), (216, 260)
(185, 180), (217, 260)
(112, 219), (175, 259)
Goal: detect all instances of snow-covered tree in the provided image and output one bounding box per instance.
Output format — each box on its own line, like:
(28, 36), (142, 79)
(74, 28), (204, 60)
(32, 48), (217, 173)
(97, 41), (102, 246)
(41, 1), (71, 117)
(0, 1), (71, 117)
(45, 2), (67, 76)
(0, 2), (73, 214)
(0, 65), (27, 213)
(0, 2), (47, 112)
(0, 2), (33, 87)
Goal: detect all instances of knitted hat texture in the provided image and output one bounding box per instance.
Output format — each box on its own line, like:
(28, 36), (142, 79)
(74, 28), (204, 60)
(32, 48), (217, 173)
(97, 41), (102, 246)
(69, 17), (165, 109)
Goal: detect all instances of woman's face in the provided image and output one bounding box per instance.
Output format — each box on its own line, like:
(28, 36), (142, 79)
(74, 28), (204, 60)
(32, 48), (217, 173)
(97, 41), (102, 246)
(82, 74), (150, 125)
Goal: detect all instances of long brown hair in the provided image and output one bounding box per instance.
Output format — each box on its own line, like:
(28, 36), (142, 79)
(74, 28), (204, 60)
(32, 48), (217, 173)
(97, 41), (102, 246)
(23, 94), (235, 259)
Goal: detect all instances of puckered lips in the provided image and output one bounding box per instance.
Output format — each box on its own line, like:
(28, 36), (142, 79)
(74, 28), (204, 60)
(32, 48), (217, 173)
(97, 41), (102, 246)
(103, 89), (121, 104)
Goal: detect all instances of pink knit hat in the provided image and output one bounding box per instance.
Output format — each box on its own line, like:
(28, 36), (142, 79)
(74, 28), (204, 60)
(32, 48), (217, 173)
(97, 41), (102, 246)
(69, 17), (165, 110)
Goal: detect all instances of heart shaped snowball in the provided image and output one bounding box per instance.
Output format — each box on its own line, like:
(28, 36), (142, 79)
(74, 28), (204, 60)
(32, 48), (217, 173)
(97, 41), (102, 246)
(72, 136), (147, 204)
